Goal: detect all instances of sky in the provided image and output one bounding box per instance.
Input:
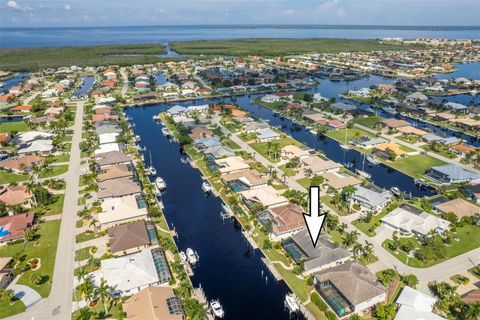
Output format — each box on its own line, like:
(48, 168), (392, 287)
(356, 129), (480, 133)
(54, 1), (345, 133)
(1, 0), (479, 28)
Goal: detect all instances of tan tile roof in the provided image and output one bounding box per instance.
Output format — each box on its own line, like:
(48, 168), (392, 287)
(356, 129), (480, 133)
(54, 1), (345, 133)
(108, 220), (150, 253)
(221, 169), (267, 187)
(97, 164), (133, 182)
(436, 198), (480, 218)
(381, 118), (410, 129)
(188, 127), (214, 140)
(0, 186), (32, 206)
(124, 287), (183, 320)
(322, 172), (361, 189)
(462, 289), (480, 304)
(0, 155), (43, 171)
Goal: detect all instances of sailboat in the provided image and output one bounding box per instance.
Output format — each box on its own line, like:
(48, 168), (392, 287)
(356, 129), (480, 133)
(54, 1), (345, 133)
(356, 153), (371, 179)
(340, 128), (351, 150)
(147, 150), (156, 176)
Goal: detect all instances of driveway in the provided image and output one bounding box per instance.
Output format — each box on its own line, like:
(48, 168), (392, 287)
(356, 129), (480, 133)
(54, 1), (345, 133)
(8, 283), (42, 307)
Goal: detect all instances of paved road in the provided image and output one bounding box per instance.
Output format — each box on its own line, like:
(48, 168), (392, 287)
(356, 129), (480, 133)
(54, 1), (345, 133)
(6, 101), (84, 320)
(120, 68), (129, 98)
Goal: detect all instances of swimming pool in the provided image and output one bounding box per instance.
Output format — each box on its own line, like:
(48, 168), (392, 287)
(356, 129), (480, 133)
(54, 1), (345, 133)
(281, 239), (307, 262)
(0, 226), (11, 238)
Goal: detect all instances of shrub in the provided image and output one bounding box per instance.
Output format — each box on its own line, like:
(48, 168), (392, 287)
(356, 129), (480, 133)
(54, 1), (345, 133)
(325, 310), (337, 320)
(311, 292), (328, 312)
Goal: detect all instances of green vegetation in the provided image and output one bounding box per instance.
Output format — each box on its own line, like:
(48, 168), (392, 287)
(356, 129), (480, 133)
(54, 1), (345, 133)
(75, 247), (93, 261)
(325, 127), (372, 143)
(351, 116), (383, 130)
(171, 38), (421, 56)
(0, 170), (28, 184)
(76, 230), (107, 243)
(43, 194), (64, 216)
(250, 138), (300, 163)
(385, 154), (446, 178)
(0, 300), (25, 319)
(0, 44), (166, 71)
(0, 220), (60, 297)
(38, 165), (69, 179)
(0, 121), (29, 133)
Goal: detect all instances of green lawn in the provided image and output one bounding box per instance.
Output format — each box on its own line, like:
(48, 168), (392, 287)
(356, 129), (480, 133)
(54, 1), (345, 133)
(297, 177), (312, 189)
(249, 137), (300, 163)
(278, 164), (297, 177)
(421, 144), (457, 159)
(385, 154), (446, 178)
(43, 194), (65, 216)
(0, 300), (26, 319)
(383, 225), (480, 268)
(224, 138), (241, 149)
(75, 247), (93, 261)
(351, 116), (383, 130)
(321, 195), (349, 216)
(50, 154), (70, 163)
(325, 127), (373, 143)
(353, 204), (398, 237)
(0, 170), (28, 184)
(38, 165), (69, 179)
(76, 230), (107, 243)
(70, 299), (124, 320)
(0, 121), (29, 133)
(0, 220), (61, 297)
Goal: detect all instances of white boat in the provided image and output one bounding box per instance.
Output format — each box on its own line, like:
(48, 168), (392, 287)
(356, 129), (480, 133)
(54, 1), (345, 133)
(161, 127), (170, 136)
(155, 177), (167, 191)
(179, 251), (187, 261)
(382, 107), (397, 115)
(391, 187), (401, 197)
(284, 294), (300, 313)
(152, 114), (160, 120)
(135, 135), (141, 141)
(210, 300), (225, 318)
(180, 157), (190, 164)
(148, 166), (156, 175)
(366, 155), (380, 165)
(356, 169), (371, 180)
(202, 181), (213, 193)
(153, 185), (161, 196)
(186, 248), (198, 265)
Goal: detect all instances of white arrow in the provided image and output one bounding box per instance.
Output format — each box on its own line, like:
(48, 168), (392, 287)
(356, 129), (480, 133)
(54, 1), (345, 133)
(303, 186), (327, 247)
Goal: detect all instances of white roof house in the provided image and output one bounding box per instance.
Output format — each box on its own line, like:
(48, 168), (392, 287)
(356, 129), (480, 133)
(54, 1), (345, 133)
(240, 185), (289, 208)
(96, 97), (116, 104)
(94, 143), (120, 155)
(98, 133), (119, 145)
(99, 195), (148, 228)
(313, 93), (328, 102)
(394, 286), (444, 320)
(89, 249), (162, 297)
(186, 104), (209, 113)
(381, 206), (450, 236)
(17, 140), (53, 154)
(352, 185), (392, 212)
(261, 94), (280, 103)
(166, 105), (187, 117)
(256, 128), (281, 142)
(15, 131), (53, 144)
(215, 156), (250, 174)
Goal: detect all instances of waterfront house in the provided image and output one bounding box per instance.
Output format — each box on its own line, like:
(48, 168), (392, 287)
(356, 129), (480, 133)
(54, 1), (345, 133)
(394, 286), (444, 320)
(256, 128), (281, 142)
(406, 92), (428, 103)
(108, 220), (152, 256)
(322, 171), (361, 190)
(0, 155), (43, 173)
(194, 136), (222, 150)
(214, 156), (250, 174)
(95, 124), (122, 135)
(396, 125), (428, 136)
(166, 105), (187, 118)
(222, 169), (268, 191)
(188, 127), (214, 140)
(450, 118), (480, 131)
(98, 132), (119, 145)
(97, 164), (134, 182)
(327, 119), (347, 130)
(373, 142), (407, 159)
(301, 156), (341, 174)
(0, 186), (32, 207)
(97, 177), (141, 200)
(0, 257), (15, 289)
(380, 118), (409, 130)
(351, 136), (388, 149)
(313, 261), (386, 316)
(11, 105), (32, 113)
(283, 231), (351, 275)
(17, 139), (54, 155)
(462, 183), (480, 204)
(0, 212), (35, 243)
(256, 203), (306, 240)
(94, 142), (121, 156)
(352, 184), (392, 213)
(88, 248), (171, 297)
(331, 102), (357, 112)
(240, 185), (288, 208)
(302, 112), (328, 125)
(243, 121), (270, 133)
(261, 94), (280, 103)
(426, 164), (480, 184)
(95, 151), (132, 169)
(445, 102), (467, 111)
(99, 195), (148, 229)
(203, 145), (235, 159)
(451, 144), (476, 156)
(313, 93), (328, 102)
(92, 113), (118, 123)
(124, 287), (184, 320)
(381, 204), (450, 237)
(281, 145), (311, 160)
(434, 198), (480, 219)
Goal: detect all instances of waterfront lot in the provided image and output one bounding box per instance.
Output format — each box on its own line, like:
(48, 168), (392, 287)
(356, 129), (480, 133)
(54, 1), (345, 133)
(384, 154), (446, 178)
(325, 127), (373, 143)
(249, 137), (301, 163)
(350, 116), (383, 130)
(0, 121), (30, 133)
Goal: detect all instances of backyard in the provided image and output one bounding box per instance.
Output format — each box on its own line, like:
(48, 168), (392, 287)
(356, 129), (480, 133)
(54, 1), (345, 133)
(385, 154), (446, 178)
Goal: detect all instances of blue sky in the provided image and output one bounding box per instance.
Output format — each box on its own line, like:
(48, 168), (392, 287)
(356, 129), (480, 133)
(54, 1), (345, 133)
(1, 0), (479, 28)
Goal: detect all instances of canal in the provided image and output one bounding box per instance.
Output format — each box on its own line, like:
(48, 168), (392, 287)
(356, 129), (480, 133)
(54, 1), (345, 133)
(126, 105), (299, 320)
(71, 75), (96, 98)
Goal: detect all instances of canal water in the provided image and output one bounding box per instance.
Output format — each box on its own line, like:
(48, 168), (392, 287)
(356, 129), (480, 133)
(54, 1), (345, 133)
(127, 105), (299, 320)
(0, 72), (30, 94)
(71, 75), (96, 98)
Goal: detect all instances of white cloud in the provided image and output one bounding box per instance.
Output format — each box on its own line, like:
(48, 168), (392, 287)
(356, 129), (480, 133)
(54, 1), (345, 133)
(64, 4), (71, 11)
(6, 0), (32, 12)
(282, 9), (295, 16)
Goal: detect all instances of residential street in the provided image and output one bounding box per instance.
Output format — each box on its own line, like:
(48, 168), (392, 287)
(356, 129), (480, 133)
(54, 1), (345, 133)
(5, 101), (84, 320)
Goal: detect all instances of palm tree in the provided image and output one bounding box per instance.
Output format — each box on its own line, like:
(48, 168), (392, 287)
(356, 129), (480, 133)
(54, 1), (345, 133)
(94, 278), (112, 314)
(25, 181), (38, 207)
(352, 243), (363, 258)
(463, 302), (480, 320)
(76, 307), (94, 320)
(362, 240), (374, 259)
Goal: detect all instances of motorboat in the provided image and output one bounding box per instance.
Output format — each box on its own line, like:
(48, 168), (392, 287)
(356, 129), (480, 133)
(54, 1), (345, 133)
(356, 169), (371, 180)
(366, 155), (380, 165)
(161, 127), (170, 136)
(284, 294), (300, 313)
(155, 177), (167, 191)
(180, 157), (190, 164)
(391, 187), (402, 197)
(135, 135), (141, 141)
(210, 300), (225, 318)
(152, 114), (160, 121)
(382, 107), (397, 115)
(148, 166), (157, 176)
(202, 181), (213, 193)
(186, 248), (199, 265)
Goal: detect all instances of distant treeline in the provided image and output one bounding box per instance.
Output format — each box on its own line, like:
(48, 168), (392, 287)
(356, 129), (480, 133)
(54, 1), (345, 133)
(0, 44), (167, 71)
(170, 38), (423, 56)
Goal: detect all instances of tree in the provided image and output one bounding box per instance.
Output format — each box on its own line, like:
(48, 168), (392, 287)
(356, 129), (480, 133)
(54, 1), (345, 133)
(377, 269), (398, 286)
(94, 278), (112, 314)
(402, 274), (419, 288)
(263, 239), (272, 250)
(76, 307), (94, 320)
(24, 229), (36, 242)
(375, 302), (396, 320)
(463, 302), (480, 320)
(310, 175), (324, 187)
(2, 289), (15, 304)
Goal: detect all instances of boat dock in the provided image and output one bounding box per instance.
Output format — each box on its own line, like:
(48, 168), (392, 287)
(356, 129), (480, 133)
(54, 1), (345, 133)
(261, 257), (282, 281)
(194, 286), (215, 320)
(243, 231), (258, 249)
(184, 260), (194, 277)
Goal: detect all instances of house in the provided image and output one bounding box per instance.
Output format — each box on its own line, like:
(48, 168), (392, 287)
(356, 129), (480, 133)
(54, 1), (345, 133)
(188, 127), (214, 140)
(194, 136), (222, 150)
(283, 231), (351, 275)
(395, 286), (444, 320)
(222, 169), (268, 191)
(462, 289), (480, 305)
(0, 186), (32, 206)
(314, 262), (386, 316)
(97, 177), (141, 200)
(373, 142), (407, 159)
(256, 203), (306, 240)
(98, 133), (119, 145)
(95, 151), (131, 169)
(301, 156), (341, 174)
(243, 121), (270, 133)
(17, 139), (54, 154)
(95, 124), (122, 135)
(0, 213), (35, 242)
(445, 102), (467, 111)
(352, 136), (388, 149)
(166, 105), (187, 117)
(0, 155), (43, 173)
(451, 144), (476, 156)
(281, 145), (311, 160)
(240, 185), (288, 208)
(331, 102), (357, 112)
(99, 195), (148, 229)
(124, 287), (184, 320)
(435, 198), (480, 219)
(396, 125), (428, 136)
(406, 92), (428, 102)
(44, 106), (64, 117)
(97, 164), (134, 182)
(380, 118), (409, 129)
(261, 94), (280, 103)
(426, 164), (480, 184)
(88, 248), (171, 297)
(322, 171), (361, 189)
(462, 183), (480, 204)
(313, 93), (328, 102)
(203, 145), (235, 159)
(108, 221), (151, 256)
(94, 142), (120, 156)
(451, 118), (480, 130)
(327, 119), (347, 130)
(0, 257), (15, 289)
(381, 204), (450, 236)
(11, 105), (32, 113)
(352, 184), (392, 212)
(15, 131), (53, 144)
(303, 112), (328, 125)
(214, 156), (250, 174)
(0, 133), (10, 144)
(256, 128), (281, 142)
(92, 113), (118, 123)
